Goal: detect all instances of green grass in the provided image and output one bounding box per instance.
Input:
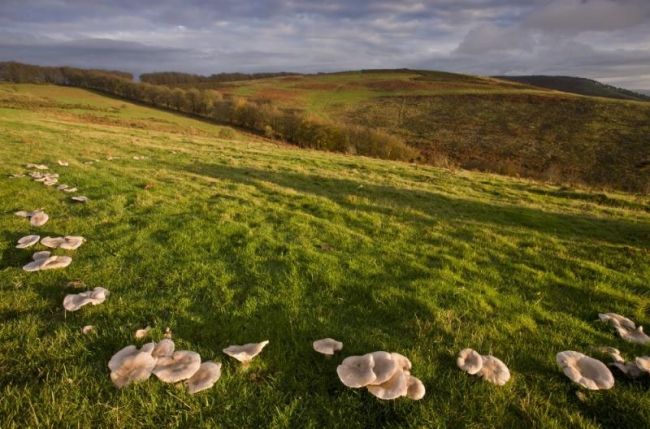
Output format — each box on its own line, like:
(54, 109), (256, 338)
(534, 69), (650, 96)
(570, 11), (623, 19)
(1, 84), (649, 428)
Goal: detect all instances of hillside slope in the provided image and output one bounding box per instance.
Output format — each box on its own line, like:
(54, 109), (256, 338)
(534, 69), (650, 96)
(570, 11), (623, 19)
(1, 84), (649, 428)
(209, 70), (650, 192)
(494, 75), (650, 102)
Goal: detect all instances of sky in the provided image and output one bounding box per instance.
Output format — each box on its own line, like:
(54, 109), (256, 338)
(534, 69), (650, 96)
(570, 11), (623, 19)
(1, 0), (649, 89)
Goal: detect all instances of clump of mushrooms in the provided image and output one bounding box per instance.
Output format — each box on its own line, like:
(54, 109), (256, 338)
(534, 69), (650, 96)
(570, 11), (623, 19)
(63, 287), (109, 311)
(556, 351), (614, 390)
(223, 340), (269, 364)
(313, 338), (343, 356)
(23, 251), (72, 272)
(15, 210), (49, 227)
(456, 348), (511, 386)
(599, 312), (650, 345)
(336, 351), (425, 400)
(41, 236), (85, 250)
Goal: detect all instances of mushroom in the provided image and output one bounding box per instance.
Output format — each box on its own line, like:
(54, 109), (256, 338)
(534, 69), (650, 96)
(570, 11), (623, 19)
(556, 351), (614, 390)
(477, 355), (511, 386)
(457, 348), (483, 375)
(367, 351), (399, 385)
(135, 326), (151, 339)
(82, 325), (95, 334)
(616, 326), (650, 345)
(57, 160), (69, 166)
(406, 375), (426, 400)
(336, 354), (377, 388)
(152, 339), (175, 358)
(63, 187), (78, 193)
(609, 361), (644, 378)
(635, 357), (650, 373)
(57, 184), (69, 191)
(367, 368), (409, 400)
(63, 287), (109, 311)
(313, 338), (343, 355)
(185, 361), (222, 394)
(16, 235), (40, 249)
(594, 346), (625, 363)
(71, 196), (88, 203)
(60, 236), (85, 250)
(22, 251), (52, 271)
(41, 236), (65, 248)
(599, 313), (636, 331)
(30, 211), (49, 227)
(108, 344), (157, 388)
(223, 340), (269, 364)
(40, 255), (72, 270)
(391, 352), (412, 371)
(152, 350), (201, 383)
(164, 327), (173, 339)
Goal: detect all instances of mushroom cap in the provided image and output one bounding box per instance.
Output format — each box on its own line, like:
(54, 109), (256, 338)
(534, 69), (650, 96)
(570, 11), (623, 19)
(40, 255), (72, 270)
(108, 344), (157, 388)
(223, 340), (269, 363)
(30, 212), (49, 227)
(609, 361), (643, 378)
(41, 236), (66, 248)
(63, 287), (109, 311)
(16, 235), (40, 249)
(594, 346), (625, 364)
(367, 351), (400, 385)
(635, 356), (650, 373)
(15, 210), (30, 217)
(391, 352), (412, 371)
(478, 355), (511, 386)
(59, 236), (85, 250)
(616, 325), (650, 345)
(313, 338), (343, 355)
(57, 160), (69, 166)
(33, 251), (51, 261)
(457, 348), (483, 375)
(57, 184), (69, 190)
(153, 350), (202, 383)
(556, 351), (614, 390)
(599, 313), (636, 330)
(22, 251), (52, 272)
(71, 196), (88, 203)
(185, 361), (222, 394)
(82, 325), (95, 334)
(63, 187), (78, 193)
(152, 339), (175, 358)
(367, 368), (409, 400)
(134, 326), (151, 339)
(406, 375), (426, 400)
(337, 354), (377, 388)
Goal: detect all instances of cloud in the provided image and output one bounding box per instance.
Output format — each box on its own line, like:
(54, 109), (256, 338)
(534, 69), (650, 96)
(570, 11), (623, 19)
(0, 0), (648, 88)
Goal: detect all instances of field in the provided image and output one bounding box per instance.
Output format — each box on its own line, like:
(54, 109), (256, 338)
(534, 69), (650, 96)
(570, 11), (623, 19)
(208, 70), (650, 192)
(1, 84), (649, 428)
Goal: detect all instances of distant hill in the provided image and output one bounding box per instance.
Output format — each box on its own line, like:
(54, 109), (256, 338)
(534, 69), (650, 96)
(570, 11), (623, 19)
(494, 75), (650, 101)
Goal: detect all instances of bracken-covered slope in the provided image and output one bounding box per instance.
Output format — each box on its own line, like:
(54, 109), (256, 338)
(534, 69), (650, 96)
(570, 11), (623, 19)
(1, 84), (649, 428)
(207, 69), (650, 193)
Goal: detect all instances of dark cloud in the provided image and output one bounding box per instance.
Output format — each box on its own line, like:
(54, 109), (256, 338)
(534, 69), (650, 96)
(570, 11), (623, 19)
(0, 0), (648, 88)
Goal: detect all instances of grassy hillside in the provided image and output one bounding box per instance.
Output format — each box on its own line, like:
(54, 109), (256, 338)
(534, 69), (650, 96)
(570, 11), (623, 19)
(494, 76), (650, 102)
(204, 70), (650, 193)
(1, 84), (649, 428)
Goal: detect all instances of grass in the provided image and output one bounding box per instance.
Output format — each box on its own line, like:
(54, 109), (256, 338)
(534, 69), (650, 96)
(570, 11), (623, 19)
(1, 84), (649, 428)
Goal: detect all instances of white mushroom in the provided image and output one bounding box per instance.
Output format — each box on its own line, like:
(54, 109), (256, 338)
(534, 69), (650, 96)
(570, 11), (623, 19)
(609, 361), (644, 378)
(63, 187), (78, 193)
(337, 354), (377, 388)
(635, 356), (650, 373)
(556, 351), (614, 390)
(599, 313), (636, 331)
(16, 235), (40, 249)
(63, 287), (109, 311)
(594, 346), (625, 364)
(391, 352), (412, 371)
(152, 350), (202, 383)
(367, 351), (399, 385)
(367, 368), (409, 400)
(457, 348), (483, 375)
(40, 255), (72, 270)
(57, 160), (69, 166)
(33, 250), (51, 261)
(15, 210), (31, 217)
(185, 361), (222, 394)
(71, 196), (89, 203)
(57, 184), (69, 190)
(313, 338), (343, 355)
(152, 339), (175, 358)
(59, 236), (85, 250)
(108, 344), (157, 388)
(478, 355), (511, 386)
(41, 236), (65, 248)
(616, 326), (650, 345)
(134, 326), (151, 339)
(223, 340), (269, 364)
(406, 375), (426, 400)
(30, 211), (49, 227)
(82, 325), (95, 334)
(22, 251), (52, 271)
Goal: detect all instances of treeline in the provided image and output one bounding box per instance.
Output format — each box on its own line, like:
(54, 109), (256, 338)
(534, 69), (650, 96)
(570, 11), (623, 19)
(0, 62), (416, 161)
(140, 71), (299, 85)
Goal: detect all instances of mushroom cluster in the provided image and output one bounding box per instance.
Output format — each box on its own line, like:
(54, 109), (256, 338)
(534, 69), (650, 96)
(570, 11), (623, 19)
(456, 348), (511, 386)
(599, 312), (650, 344)
(15, 209), (49, 227)
(63, 287), (110, 311)
(30, 171), (59, 186)
(595, 347), (650, 379)
(41, 236), (86, 250)
(108, 339), (222, 395)
(23, 251), (72, 272)
(336, 351), (425, 400)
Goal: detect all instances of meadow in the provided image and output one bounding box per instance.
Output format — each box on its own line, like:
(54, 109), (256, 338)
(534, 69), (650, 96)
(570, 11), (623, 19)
(0, 84), (649, 428)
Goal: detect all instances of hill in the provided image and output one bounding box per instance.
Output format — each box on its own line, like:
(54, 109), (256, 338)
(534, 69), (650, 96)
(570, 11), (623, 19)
(190, 70), (650, 193)
(494, 75), (650, 102)
(1, 84), (650, 428)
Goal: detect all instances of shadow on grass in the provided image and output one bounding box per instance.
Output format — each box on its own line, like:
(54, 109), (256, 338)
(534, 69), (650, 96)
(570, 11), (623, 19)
(183, 162), (650, 249)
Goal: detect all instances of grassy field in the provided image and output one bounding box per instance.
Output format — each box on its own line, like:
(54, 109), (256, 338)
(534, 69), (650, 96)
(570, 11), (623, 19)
(205, 70), (650, 192)
(1, 84), (649, 428)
